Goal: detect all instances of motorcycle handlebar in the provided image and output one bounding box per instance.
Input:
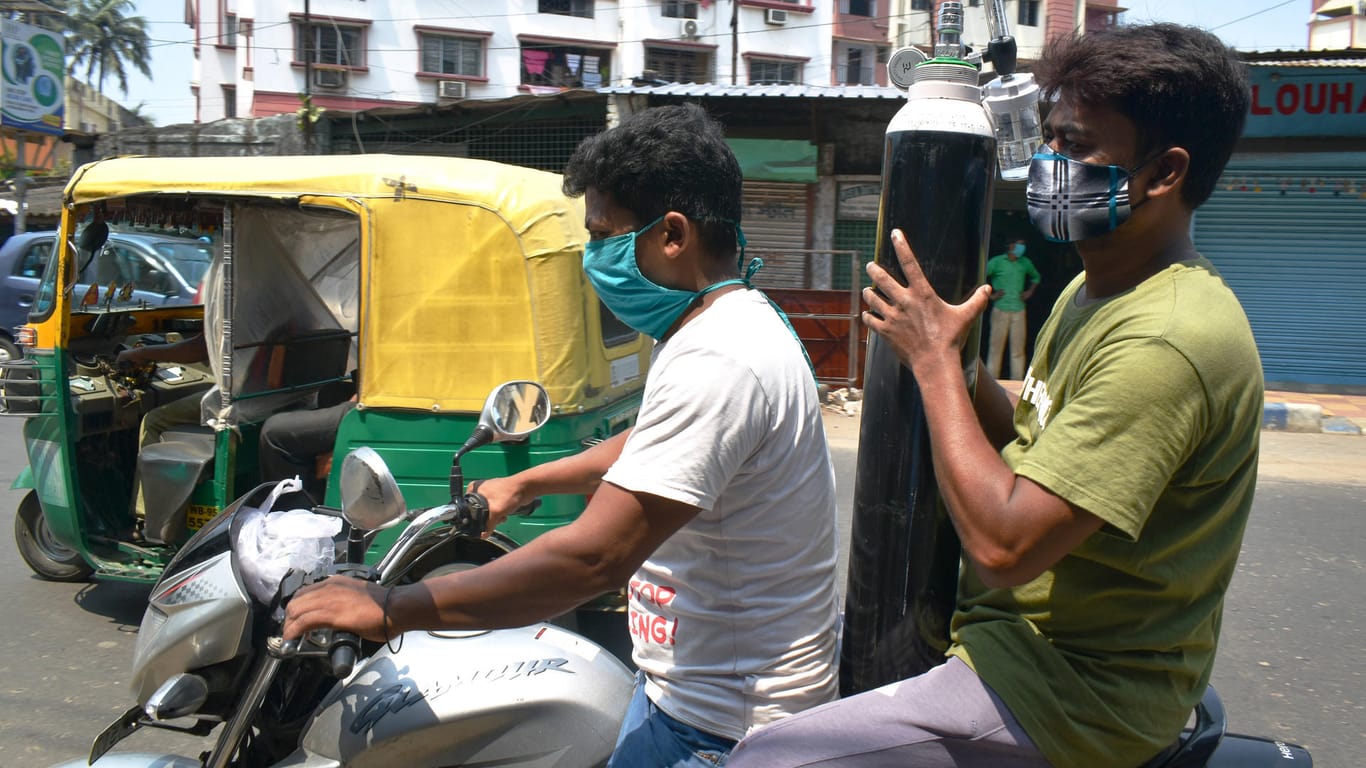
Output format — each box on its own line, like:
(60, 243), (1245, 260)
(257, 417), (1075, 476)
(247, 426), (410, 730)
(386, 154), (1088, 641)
(271, 628), (360, 678)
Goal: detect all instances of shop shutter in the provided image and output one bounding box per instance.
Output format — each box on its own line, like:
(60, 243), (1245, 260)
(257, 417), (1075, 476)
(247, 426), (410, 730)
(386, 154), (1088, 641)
(1194, 154), (1366, 388)
(742, 181), (810, 288)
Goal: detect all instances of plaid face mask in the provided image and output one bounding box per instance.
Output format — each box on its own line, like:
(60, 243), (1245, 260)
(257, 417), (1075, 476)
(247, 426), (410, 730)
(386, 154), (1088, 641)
(1026, 147), (1156, 243)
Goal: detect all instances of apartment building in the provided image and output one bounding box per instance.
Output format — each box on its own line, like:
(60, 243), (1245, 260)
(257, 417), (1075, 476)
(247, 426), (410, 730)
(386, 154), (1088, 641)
(187, 0), (865, 122)
(885, 0), (1124, 71)
(1311, 0), (1366, 49)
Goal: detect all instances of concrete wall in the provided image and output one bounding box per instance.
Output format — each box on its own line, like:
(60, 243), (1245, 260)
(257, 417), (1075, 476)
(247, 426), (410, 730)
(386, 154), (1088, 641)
(92, 113), (316, 160)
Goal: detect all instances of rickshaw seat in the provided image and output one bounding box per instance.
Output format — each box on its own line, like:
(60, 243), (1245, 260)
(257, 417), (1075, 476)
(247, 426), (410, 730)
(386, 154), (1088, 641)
(138, 425), (216, 545)
(237, 328), (353, 399)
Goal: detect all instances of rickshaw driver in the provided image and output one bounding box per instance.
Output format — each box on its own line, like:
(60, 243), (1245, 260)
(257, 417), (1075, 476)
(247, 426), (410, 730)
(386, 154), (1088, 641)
(285, 103), (842, 768)
(117, 333), (211, 533)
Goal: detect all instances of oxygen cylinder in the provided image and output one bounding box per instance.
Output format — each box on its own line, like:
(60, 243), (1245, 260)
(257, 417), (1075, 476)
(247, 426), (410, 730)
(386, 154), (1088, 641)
(840, 2), (998, 696)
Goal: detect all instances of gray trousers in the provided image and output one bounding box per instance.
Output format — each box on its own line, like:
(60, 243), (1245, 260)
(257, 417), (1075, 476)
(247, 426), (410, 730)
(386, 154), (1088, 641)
(726, 658), (1051, 768)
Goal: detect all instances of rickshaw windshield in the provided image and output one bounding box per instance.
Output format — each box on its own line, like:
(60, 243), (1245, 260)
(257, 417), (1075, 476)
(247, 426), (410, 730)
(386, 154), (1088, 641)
(200, 202), (360, 430)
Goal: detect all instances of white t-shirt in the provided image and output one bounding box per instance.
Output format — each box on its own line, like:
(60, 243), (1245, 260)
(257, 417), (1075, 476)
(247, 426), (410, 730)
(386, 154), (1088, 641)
(602, 288), (841, 741)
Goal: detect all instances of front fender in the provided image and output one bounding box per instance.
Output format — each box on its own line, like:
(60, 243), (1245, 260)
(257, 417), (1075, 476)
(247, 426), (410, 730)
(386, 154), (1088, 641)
(10, 464), (33, 491)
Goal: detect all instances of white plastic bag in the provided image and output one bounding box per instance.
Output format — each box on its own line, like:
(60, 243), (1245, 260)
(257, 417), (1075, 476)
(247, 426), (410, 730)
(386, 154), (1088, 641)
(236, 477), (343, 604)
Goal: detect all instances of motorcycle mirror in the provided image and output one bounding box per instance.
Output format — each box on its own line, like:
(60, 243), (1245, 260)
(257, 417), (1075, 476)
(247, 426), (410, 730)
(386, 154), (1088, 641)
(483, 380), (552, 441)
(449, 381), (551, 502)
(455, 380), (552, 460)
(338, 446), (407, 532)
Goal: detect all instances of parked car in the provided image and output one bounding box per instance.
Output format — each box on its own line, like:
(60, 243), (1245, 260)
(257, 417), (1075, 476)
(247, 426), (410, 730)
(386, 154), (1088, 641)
(0, 230), (211, 360)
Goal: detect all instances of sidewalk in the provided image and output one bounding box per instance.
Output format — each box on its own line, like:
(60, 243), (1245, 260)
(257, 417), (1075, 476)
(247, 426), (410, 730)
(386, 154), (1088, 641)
(995, 381), (1366, 436)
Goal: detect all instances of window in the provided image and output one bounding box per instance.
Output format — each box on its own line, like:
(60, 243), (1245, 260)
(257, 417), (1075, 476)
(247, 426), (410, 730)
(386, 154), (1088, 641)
(846, 0), (873, 16)
(911, 0), (931, 10)
(31, 239), (61, 320)
(840, 48), (869, 85)
(539, 0), (593, 18)
(749, 58), (802, 85)
(645, 46), (711, 84)
(599, 300), (637, 347)
(662, 0), (699, 18)
(103, 245), (175, 294)
(13, 241), (52, 278)
(222, 13), (238, 45)
(1018, 0), (1041, 27)
(295, 21), (365, 67)
(222, 85), (237, 118)
(421, 34), (483, 77)
(521, 44), (610, 88)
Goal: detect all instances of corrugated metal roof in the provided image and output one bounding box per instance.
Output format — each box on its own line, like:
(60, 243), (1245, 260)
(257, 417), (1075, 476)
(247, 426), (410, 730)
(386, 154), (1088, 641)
(1248, 57), (1366, 67)
(1243, 49), (1366, 67)
(597, 82), (907, 100)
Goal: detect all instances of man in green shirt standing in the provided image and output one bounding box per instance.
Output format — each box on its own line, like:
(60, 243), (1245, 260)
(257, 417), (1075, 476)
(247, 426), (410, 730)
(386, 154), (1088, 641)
(985, 238), (1041, 380)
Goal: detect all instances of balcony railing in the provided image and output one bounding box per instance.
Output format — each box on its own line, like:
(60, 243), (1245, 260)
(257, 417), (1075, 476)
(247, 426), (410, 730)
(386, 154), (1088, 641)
(835, 64), (874, 86)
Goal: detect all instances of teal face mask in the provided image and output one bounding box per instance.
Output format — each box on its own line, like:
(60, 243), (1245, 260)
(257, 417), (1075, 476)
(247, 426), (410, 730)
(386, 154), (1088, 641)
(583, 215), (753, 341)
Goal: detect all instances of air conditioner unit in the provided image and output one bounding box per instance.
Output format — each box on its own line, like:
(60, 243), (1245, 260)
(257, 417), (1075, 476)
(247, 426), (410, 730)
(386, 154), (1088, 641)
(312, 68), (347, 89)
(437, 80), (468, 100)
(679, 18), (700, 39)
(765, 8), (789, 25)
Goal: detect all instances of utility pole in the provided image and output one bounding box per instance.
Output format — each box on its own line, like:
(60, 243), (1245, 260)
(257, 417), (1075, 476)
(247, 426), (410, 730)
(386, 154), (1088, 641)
(303, 0), (314, 152)
(731, 0), (738, 85)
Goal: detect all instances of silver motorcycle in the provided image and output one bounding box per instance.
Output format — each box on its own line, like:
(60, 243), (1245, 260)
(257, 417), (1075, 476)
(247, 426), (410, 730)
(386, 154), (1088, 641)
(60, 381), (634, 768)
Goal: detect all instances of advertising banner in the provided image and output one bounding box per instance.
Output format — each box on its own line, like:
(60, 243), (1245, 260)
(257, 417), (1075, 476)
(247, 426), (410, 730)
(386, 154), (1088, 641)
(2, 18), (66, 136)
(1245, 66), (1366, 139)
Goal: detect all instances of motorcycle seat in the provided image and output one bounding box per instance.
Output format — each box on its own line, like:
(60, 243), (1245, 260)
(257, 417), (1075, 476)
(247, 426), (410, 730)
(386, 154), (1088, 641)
(1140, 686), (1225, 768)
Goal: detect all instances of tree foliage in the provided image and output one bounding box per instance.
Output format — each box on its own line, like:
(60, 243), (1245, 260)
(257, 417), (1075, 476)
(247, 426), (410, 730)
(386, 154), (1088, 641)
(62, 0), (152, 97)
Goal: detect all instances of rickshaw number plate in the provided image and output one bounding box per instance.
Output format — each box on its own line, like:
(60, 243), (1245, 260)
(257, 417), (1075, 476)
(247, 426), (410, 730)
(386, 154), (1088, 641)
(186, 504), (219, 530)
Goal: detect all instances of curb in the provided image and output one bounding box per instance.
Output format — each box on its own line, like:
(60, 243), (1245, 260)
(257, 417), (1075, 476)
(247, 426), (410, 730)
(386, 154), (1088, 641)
(1263, 402), (1364, 435)
(833, 387), (1363, 436)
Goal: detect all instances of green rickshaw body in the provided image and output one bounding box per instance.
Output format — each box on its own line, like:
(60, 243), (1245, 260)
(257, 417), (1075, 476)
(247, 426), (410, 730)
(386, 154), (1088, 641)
(4, 154), (650, 582)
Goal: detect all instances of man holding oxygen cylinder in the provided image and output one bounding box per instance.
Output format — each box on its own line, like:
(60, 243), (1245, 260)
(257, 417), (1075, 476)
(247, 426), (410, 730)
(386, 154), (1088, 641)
(729, 22), (1260, 768)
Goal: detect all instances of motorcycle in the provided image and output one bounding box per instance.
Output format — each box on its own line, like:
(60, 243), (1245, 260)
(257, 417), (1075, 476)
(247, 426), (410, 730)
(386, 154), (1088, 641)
(59, 381), (634, 768)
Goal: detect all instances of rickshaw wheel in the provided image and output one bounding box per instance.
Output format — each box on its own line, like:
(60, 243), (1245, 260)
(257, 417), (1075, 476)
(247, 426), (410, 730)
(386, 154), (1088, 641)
(14, 491), (93, 582)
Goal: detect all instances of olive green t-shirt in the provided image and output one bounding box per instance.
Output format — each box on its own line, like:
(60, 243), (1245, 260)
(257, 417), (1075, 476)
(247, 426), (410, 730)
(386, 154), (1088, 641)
(948, 256), (1263, 768)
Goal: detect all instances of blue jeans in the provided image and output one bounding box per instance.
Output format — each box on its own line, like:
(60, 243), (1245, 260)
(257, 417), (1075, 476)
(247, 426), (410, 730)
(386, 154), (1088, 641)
(607, 673), (737, 768)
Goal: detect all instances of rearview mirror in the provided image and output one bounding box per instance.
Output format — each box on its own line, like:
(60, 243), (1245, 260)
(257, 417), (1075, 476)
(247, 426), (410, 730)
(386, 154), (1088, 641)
(338, 446), (406, 532)
(482, 380), (551, 441)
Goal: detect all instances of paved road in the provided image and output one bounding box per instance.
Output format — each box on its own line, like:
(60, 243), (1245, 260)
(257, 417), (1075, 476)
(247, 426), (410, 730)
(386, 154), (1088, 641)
(0, 414), (1361, 765)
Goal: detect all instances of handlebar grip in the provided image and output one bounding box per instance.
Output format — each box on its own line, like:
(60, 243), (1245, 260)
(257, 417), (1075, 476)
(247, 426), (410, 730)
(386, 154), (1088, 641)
(329, 632), (359, 678)
(464, 492), (540, 533)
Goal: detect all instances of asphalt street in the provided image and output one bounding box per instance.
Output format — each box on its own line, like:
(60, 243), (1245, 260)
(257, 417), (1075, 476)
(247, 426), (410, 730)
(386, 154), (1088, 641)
(0, 413), (1361, 766)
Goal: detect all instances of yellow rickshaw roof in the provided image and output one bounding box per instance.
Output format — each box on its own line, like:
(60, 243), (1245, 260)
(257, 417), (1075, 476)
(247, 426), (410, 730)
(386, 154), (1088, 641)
(65, 154), (585, 252)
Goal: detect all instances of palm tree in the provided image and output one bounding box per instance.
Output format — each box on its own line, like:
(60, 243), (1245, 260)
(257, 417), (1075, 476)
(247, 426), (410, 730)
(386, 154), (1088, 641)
(63, 0), (152, 97)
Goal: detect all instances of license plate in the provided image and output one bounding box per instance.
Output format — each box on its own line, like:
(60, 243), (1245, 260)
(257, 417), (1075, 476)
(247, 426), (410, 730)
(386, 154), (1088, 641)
(89, 705), (144, 764)
(186, 504), (219, 531)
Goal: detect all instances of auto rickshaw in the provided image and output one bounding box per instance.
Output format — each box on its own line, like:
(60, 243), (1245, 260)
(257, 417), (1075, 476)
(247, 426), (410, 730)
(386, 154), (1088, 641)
(2, 154), (651, 583)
